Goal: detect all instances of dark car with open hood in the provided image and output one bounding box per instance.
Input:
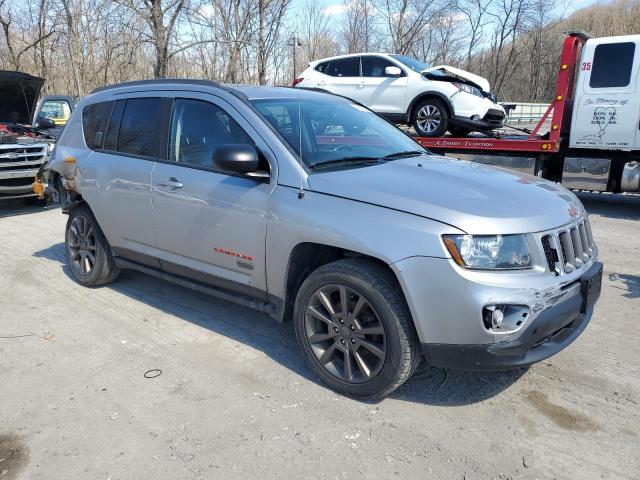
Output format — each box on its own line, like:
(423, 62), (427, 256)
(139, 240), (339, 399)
(0, 70), (74, 200)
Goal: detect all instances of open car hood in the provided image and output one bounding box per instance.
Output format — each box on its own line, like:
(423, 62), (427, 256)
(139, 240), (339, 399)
(421, 65), (490, 92)
(0, 71), (44, 125)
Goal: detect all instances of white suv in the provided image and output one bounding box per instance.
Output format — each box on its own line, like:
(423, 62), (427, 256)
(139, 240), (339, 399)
(295, 53), (506, 137)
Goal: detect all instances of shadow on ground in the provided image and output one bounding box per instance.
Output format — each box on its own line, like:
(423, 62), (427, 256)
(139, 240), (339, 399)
(608, 272), (640, 299)
(0, 198), (55, 218)
(577, 192), (640, 221)
(33, 241), (524, 406)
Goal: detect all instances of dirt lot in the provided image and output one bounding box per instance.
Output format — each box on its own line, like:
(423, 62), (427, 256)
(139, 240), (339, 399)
(1, 193), (639, 480)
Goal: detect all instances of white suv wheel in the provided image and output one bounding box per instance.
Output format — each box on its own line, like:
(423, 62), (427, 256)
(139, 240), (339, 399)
(412, 98), (449, 137)
(416, 105), (441, 133)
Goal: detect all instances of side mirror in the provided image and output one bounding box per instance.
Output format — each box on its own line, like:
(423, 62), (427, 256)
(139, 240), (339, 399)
(212, 144), (268, 179)
(385, 66), (402, 77)
(36, 116), (56, 130)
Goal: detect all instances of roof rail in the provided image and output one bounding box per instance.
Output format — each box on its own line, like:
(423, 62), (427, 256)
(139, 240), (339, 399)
(90, 78), (221, 94)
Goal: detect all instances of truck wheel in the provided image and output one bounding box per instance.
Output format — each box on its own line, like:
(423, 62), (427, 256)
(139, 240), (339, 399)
(448, 126), (472, 137)
(65, 205), (119, 286)
(294, 258), (420, 399)
(412, 98), (449, 137)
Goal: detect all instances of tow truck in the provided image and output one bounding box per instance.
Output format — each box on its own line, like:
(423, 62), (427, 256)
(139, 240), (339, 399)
(414, 32), (640, 193)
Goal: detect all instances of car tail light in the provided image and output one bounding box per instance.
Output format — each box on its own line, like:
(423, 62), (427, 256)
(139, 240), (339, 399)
(292, 77), (304, 87)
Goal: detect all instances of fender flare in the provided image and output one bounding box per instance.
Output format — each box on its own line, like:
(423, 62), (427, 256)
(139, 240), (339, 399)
(406, 92), (454, 123)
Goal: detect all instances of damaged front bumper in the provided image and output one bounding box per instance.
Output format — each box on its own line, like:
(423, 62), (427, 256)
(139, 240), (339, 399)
(451, 108), (505, 132)
(392, 255), (602, 371)
(423, 261), (602, 370)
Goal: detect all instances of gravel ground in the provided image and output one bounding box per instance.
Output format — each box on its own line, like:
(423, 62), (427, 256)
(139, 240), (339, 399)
(1, 193), (638, 480)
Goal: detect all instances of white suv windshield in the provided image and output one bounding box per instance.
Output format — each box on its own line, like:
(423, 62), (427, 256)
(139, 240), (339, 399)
(250, 97), (425, 169)
(390, 55), (430, 73)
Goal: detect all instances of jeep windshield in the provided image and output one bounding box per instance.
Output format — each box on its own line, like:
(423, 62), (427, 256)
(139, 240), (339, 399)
(250, 97), (425, 169)
(390, 55), (430, 73)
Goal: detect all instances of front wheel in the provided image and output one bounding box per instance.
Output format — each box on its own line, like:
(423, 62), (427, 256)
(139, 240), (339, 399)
(294, 259), (420, 399)
(412, 98), (449, 137)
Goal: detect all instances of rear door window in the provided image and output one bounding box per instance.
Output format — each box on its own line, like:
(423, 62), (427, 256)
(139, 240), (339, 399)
(315, 61), (330, 74)
(103, 100), (124, 151)
(82, 101), (113, 150)
(117, 98), (162, 157)
(589, 42), (636, 88)
(325, 57), (359, 77)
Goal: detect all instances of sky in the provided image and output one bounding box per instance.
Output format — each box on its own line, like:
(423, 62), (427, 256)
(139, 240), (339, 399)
(293, 0), (606, 19)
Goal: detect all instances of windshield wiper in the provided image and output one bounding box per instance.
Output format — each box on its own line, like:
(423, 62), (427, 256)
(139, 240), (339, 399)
(310, 156), (382, 170)
(310, 151), (425, 170)
(382, 150), (425, 160)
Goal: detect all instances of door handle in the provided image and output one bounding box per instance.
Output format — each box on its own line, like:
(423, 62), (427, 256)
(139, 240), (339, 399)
(158, 177), (183, 189)
(357, 81), (366, 88)
(316, 81), (326, 87)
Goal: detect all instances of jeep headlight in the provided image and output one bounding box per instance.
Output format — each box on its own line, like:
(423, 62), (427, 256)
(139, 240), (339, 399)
(442, 234), (532, 270)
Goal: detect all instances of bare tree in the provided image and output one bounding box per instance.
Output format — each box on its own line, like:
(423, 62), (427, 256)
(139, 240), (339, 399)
(115, 0), (193, 78)
(456, 0), (493, 68)
(1, 0), (639, 102)
(342, 0), (380, 53)
(376, 0), (449, 55)
(257, 0), (292, 84)
(0, 0), (54, 71)
(295, 1), (337, 75)
(484, 0), (531, 95)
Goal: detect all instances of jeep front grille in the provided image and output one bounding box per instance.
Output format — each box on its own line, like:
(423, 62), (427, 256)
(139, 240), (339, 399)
(540, 217), (595, 275)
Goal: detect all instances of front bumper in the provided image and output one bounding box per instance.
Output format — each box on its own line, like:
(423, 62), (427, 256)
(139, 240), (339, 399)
(0, 168), (41, 199)
(422, 280), (594, 370)
(392, 254), (601, 371)
(451, 108), (505, 131)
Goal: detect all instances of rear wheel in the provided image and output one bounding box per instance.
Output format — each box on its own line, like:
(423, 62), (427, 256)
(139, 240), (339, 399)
(294, 259), (420, 399)
(65, 205), (119, 286)
(412, 98), (449, 137)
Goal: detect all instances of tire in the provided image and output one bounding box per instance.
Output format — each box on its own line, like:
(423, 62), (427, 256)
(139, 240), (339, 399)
(65, 204), (119, 286)
(293, 258), (420, 399)
(412, 98), (449, 137)
(448, 126), (472, 137)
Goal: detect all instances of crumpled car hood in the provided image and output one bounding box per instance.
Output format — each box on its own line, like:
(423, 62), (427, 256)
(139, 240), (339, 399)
(307, 155), (586, 234)
(422, 65), (491, 92)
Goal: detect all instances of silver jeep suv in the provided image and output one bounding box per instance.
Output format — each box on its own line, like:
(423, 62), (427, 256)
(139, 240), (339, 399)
(45, 80), (602, 398)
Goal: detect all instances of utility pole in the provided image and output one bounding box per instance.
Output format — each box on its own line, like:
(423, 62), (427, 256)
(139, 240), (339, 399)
(288, 34), (302, 82)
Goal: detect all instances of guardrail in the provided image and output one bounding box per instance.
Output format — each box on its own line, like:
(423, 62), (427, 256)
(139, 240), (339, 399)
(500, 102), (550, 125)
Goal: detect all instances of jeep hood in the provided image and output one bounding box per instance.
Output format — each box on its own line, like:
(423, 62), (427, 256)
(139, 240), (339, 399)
(307, 156), (585, 234)
(422, 65), (490, 92)
(0, 70), (44, 125)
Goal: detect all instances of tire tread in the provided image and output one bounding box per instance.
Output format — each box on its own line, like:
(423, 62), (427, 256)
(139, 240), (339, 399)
(295, 258), (420, 399)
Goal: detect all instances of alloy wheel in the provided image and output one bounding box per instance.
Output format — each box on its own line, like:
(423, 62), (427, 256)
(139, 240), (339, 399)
(416, 104), (441, 133)
(304, 284), (387, 383)
(68, 215), (97, 275)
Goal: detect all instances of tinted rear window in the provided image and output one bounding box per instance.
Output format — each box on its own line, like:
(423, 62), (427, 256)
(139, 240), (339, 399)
(315, 61), (330, 74)
(325, 57), (359, 77)
(117, 98), (161, 157)
(590, 42), (636, 88)
(82, 101), (113, 149)
(103, 100), (124, 151)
